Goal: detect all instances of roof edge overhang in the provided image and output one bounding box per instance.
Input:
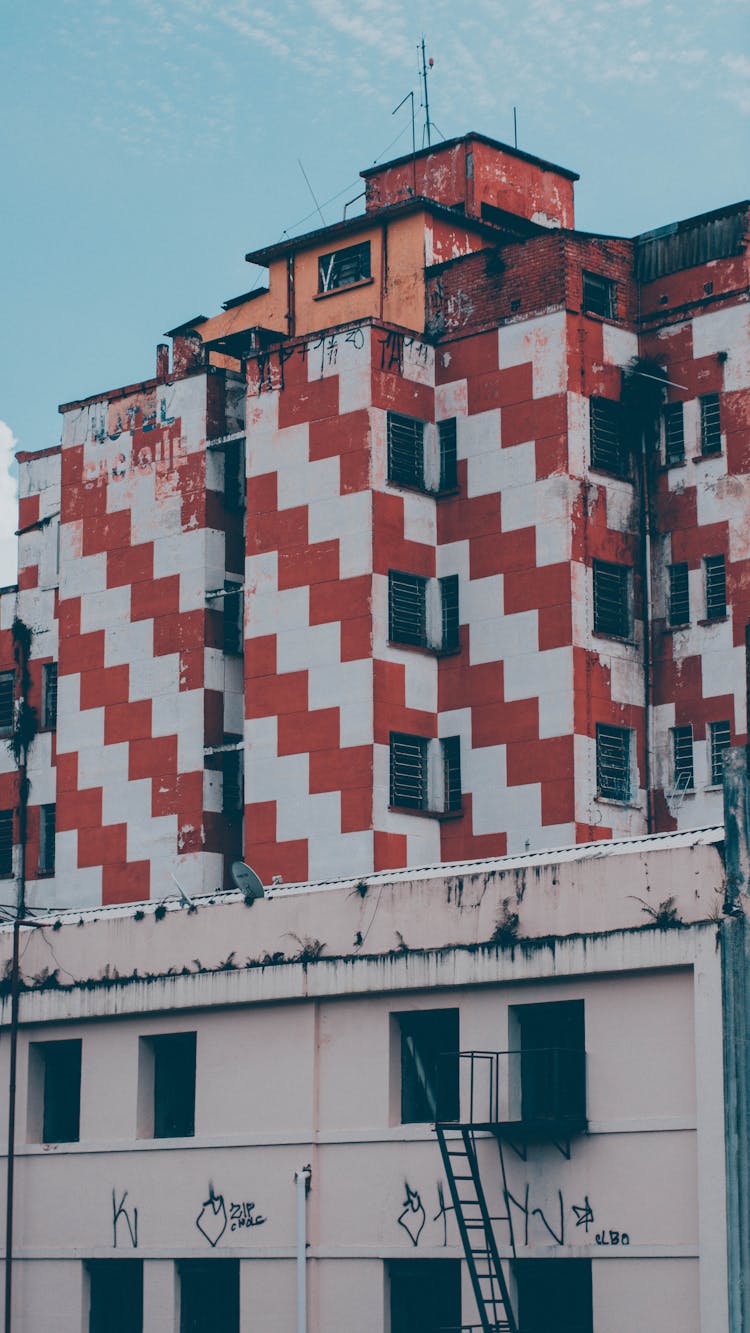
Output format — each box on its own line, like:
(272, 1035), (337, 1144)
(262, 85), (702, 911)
(360, 132), (580, 183)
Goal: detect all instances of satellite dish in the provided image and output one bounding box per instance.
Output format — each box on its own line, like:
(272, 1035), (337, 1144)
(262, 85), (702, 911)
(231, 862), (265, 900)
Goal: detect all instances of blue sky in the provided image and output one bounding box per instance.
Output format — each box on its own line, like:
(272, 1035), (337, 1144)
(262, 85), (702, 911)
(0, 0), (748, 580)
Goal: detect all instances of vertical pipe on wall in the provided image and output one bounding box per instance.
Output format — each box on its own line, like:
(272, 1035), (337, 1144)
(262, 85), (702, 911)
(295, 1167), (311, 1333)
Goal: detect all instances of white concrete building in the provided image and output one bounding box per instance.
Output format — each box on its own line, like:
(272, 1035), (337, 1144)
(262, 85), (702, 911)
(0, 788), (748, 1333)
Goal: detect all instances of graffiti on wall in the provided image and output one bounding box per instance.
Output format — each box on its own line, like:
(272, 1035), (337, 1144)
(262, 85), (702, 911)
(112, 1189), (138, 1248)
(250, 324), (431, 395)
(196, 1183), (267, 1247)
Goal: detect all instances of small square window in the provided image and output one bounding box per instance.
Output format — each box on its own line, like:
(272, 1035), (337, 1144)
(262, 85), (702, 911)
(39, 803), (56, 874)
(389, 571), (428, 647)
(514, 1258), (593, 1333)
(437, 418), (458, 492)
(593, 560), (631, 638)
(42, 662), (58, 729)
(710, 720), (731, 785)
(139, 1032), (196, 1139)
(664, 402), (685, 466)
(672, 725), (694, 791)
(389, 1259), (461, 1333)
(179, 1260), (239, 1333)
(0, 809), (13, 877)
(590, 397), (627, 477)
(318, 241), (371, 293)
(397, 1009), (459, 1123)
(387, 412), (426, 490)
(88, 1261), (143, 1333)
(29, 1039), (82, 1144)
(582, 270), (616, 319)
(0, 670), (13, 733)
(700, 393), (721, 455)
(704, 554), (727, 619)
(596, 724), (632, 802)
(668, 562), (690, 626)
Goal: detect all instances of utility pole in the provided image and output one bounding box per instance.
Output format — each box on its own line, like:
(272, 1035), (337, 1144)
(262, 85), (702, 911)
(420, 36), (432, 147)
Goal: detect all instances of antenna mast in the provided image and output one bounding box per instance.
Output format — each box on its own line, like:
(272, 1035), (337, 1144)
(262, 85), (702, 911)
(420, 36), (432, 147)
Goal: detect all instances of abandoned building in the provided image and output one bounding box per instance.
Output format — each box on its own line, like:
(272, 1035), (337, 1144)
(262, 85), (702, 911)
(0, 132), (748, 1331)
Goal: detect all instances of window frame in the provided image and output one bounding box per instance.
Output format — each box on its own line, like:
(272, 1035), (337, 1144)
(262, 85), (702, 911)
(671, 725), (694, 792)
(388, 570), (428, 648)
(138, 1031), (197, 1140)
(668, 562), (690, 627)
(389, 732), (429, 811)
(29, 1038), (82, 1144)
(0, 808), (13, 878)
(596, 723), (632, 803)
(709, 720), (731, 786)
(38, 802), (56, 874)
(87, 1260), (144, 1333)
(0, 670), (14, 735)
(317, 241), (371, 294)
(592, 559), (632, 639)
(704, 553), (727, 620)
(437, 418), (458, 493)
(42, 662), (58, 730)
(387, 411), (426, 491)
(590, 396), (628, 478)
(397, 1008), (460, 1125)
(700, 393), (722, 456)
(389, 733), (462, 815)
(582, 270), (616, 319)
(663, 401), (685, 467)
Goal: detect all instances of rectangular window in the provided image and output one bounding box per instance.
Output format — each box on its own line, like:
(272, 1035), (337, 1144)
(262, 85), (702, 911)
(221, 750), (244, 820)
(668, 562), (690, 626)
(437, 418), (458, 492)
(700, 393), (722, 455)
(42, 662), (58, 729)
(0, 809), (12, 877)
(222, 437), (246, 513)
(516, 1000), (586, 1125)
(389, 1259), (461, 1333)
(222, 585), (244, 656)
(39, 803), (56, 874)
(582, 270), (616, 319)
(441, 735), (462, 813)
(704, 554), (727, 619)
(88, 1260), (143, 1333)
(399, 1009), (459, 1123)
(514, 1258), (593, 1333)
(390, 732), (428, 810)
(0, 670), (13, 733)
(596, 724), (632, 802)
(590, 397), (627, 477)
(317, 241), (371, 293)
(29, 1039), (82, 1144)
(664, 402), (685, 466)
(440, 574), (460, 652)
(139, 1032), (196, 1139)
(593, 560), (631, 638)
(710, 720), (731, 785)
(389, 571), (428, 647)
(179, 1260), (239, 1333)
(387, 412), (425, 490)
(672, 725), (694, 791)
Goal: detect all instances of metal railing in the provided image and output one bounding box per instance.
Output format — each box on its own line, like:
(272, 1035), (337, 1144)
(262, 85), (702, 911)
(437, 1049), (587, 1127)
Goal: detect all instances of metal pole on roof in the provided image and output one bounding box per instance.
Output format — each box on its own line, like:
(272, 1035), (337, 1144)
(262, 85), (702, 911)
(420, 36), (431, 148)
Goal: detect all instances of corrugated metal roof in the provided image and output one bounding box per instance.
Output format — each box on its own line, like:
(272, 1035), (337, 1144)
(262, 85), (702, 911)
(5, 825), (723, 927)
(634, 202), (748, 281)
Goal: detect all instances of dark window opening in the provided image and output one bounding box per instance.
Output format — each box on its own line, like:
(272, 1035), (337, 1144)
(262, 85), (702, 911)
(42, 662), (58, 729)
(221, 750), (244, 820)
(222, 437), (246, 513)
(442, 735), (462, 813)
(179, 1260), (239, 1333)
(222, 585), (244, 656)
(710, 720), (731, 785)
(318, 241), (371, 293)
(438, 418), (458, 492)
(596, 724), (631, 802)
(582, 270), (616, 319)
(517, 1001), (586, 1125)
(389, 1259), (461, 1333)
(37, 1039), (81, 1143)
(39, 802), (56, 874)
(153, 1033), (196, 1139)
(389, 571), (427, 647)
(672, 725), (694, 791)
(387, 412), (425, 490)
(664, 402), (685, 466)
(668, 562), (690, 626)
(705, 554), (727, 619)
(390, 732), (428, 810)
(700, 393), (721, 455)
(399, 1009), (459, 1123)
(514, 1258), (593, 1333)
(88, 1260), (143, 1333)
(0, 670), (14, 733)
(593, 560), (631, 638)
(590, 396), (627, 477)
(440, 574), (460, 652)
(0, 809), (13, 877)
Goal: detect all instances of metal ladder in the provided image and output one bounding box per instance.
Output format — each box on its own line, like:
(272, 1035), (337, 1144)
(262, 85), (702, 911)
(435, 1124), (518, 1333)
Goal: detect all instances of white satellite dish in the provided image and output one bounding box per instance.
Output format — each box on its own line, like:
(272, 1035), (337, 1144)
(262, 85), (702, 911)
(231, 862), (265, 900)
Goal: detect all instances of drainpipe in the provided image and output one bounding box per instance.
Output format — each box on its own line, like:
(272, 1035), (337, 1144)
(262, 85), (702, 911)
(4, 764), (28, 1333)
(294, 1167), (311, 1333)
(638, 428), (655, 833)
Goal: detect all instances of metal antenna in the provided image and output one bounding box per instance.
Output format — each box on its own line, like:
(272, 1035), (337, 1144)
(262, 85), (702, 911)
(513, 106), (518, 149)
(393, 90), (416, 159)
(419, 36), (432, 147)
(297, 159), (326, 227)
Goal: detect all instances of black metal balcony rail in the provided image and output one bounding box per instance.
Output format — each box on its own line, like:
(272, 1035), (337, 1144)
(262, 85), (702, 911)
(437, 1049), (587, 1129)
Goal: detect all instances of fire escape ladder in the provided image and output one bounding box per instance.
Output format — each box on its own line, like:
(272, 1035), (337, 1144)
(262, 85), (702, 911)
(435, 1124), (518, 1333)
